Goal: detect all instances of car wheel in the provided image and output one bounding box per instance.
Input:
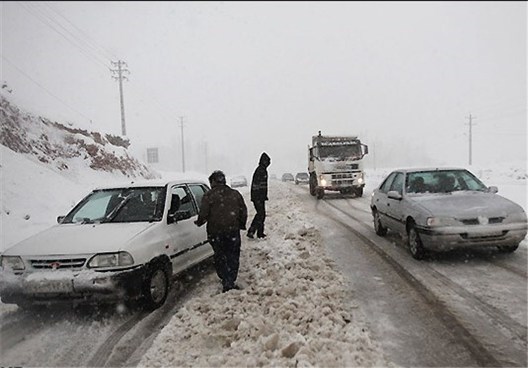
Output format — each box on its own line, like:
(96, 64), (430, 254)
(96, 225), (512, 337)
(408, 225), (425, 260)
(497, 244), (519, 253)
(316, 188), (325, 199)
(142, 262), (169, 310)
(373, 210), (387, 236)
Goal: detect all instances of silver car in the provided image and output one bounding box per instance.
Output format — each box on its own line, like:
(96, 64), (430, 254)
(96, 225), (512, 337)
(370, 168), (527, 259)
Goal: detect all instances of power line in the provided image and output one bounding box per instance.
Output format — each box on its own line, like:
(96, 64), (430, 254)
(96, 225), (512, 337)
(1, 54), (92, 121)
(17, 2), (111, 70)
(42, 1), (117, 61)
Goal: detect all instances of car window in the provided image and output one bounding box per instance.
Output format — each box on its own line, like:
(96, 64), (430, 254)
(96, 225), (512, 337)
(64, 187), (165, 223)
(189, 184), (208, 211)
(379, 172), (397, 193)
(171, 186), (197, 216)
(389, 173), (404, 194)
(406, 170), (487, 194)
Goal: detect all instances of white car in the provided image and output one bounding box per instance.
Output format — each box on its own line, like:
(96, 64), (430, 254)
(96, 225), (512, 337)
(0, 179), (213, 310)
(230, 175), (248, 188)
(370, 168), (527, 259)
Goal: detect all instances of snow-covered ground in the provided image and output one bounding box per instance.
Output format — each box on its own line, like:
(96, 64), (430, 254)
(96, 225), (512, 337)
(1, 140), (526, 365)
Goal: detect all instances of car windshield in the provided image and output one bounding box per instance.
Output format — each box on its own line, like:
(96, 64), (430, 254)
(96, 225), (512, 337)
(405, 170), (488, 194)
(296, 173), (309, 179)
(62, 187), (165, 224)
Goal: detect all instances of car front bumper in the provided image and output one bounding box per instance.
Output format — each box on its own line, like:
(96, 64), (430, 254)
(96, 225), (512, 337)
(0, 265), (147, 305)
(416, 222), (527, 251)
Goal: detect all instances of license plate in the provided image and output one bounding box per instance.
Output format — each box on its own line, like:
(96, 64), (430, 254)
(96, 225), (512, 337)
(26, 280), (73, 293)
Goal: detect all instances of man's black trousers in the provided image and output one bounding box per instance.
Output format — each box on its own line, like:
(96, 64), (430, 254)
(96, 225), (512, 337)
(248, 200), (266, 237)
(209, 231), (241, 289)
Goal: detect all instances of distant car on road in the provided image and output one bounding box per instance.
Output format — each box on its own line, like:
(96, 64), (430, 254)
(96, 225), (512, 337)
(0, 179), (213, 310)
(370, 168), (527, 260)
(295, 172), (309, 185)
(230, 175), (248, 188)
(281, 173), (295, 182)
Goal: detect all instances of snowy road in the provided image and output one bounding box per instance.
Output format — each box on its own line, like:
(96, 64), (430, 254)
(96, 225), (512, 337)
(1, 181), (526, 367)
(0, 261), (216, 367)
(290, 183), (527, 367)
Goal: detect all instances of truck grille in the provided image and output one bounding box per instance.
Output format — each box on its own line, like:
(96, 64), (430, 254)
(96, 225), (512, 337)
(30, 258), (86, 270)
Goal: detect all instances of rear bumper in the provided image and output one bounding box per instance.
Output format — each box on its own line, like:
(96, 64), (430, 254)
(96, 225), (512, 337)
(0, 266), (147, 305)
(416, 223), (527, 251)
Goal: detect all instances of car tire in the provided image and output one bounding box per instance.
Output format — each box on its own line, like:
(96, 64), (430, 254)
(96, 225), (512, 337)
(497, 244), (519, 253)
(316, 188), (325, 200)
(373, 210), (387, 236)
(142, 261), (170, 310)
(408, 224), (425, 260)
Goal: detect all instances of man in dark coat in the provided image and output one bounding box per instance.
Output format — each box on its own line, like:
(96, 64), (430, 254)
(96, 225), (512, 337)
(195, 170), (248, 292)
(247, 152), (271, 239)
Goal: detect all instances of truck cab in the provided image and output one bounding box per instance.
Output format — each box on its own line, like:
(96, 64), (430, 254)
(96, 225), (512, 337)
(308, 131), (368, 199)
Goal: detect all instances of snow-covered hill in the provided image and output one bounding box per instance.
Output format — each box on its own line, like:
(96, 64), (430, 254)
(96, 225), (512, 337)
(0, 93), (162, 251)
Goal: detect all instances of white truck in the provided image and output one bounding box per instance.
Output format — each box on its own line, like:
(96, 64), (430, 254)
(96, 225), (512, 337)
(308, 131), (369, 199)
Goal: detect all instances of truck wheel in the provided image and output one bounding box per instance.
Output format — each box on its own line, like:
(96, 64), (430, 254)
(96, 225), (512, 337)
(408, 224), (425, 260)
(142, 262), (170, 310)
(309, 174), (316, 196)
(316, 188), (325, 199)
(355, 187), (363, 197)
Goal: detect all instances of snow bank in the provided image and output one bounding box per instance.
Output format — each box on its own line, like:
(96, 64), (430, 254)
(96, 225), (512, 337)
(138, 183), (390, 367)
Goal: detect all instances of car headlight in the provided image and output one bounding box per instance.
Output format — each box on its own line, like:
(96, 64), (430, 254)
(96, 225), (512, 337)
(358, 177), (364, 184)
(426, 217), (459, 227)
(88, 252), (134, 268)
(1, 256), (25, 271)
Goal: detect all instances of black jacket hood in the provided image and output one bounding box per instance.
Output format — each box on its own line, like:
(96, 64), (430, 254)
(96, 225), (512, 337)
(259, 152), (271, 168)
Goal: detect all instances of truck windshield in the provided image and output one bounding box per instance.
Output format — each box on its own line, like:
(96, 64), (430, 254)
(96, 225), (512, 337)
(319, 144), (362, 160)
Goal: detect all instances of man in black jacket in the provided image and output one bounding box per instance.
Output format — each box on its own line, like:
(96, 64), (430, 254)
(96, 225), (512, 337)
(195, 170), (248, 292)
(247, 152), (271, 239)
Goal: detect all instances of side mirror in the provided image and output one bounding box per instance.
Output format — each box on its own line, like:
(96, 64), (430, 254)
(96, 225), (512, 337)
(387, 191), (403, 200)
(57, 216), (65, 224)
(488, 186), (498, 194)
(363, 144), (369, 155)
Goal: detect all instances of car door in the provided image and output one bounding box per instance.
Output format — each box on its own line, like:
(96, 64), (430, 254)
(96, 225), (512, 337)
(187, 183), (214, 262)
(372, 172), (397, 225)
(385, 172), (406, 234)
(166, 184), (206, 275)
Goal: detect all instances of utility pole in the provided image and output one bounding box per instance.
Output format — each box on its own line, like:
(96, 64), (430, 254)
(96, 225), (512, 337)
(466, 113), (477, 165)
(204, 140), (208, 174)
(179, 116), (185, 172)
(110, 60), (130, 136)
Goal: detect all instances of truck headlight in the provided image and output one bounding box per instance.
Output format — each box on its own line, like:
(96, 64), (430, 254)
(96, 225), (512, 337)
(426, 217), (458, 227)
(88, 252), (134, 268)
(1, 256), (25, 271)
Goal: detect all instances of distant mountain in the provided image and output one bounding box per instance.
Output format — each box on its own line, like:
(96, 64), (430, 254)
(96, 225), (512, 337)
(0, 94), (158, 179)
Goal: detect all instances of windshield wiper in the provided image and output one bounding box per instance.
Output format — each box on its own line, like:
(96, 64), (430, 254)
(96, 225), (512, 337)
(101, 193), (135, 223)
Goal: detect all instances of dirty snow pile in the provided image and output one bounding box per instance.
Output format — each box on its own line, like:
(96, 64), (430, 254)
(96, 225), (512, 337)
(139, 183), (389, 367)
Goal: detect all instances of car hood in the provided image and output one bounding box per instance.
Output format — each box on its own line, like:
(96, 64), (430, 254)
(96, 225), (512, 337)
(412, 192), (524, 218)
(3, 222), (157, 256)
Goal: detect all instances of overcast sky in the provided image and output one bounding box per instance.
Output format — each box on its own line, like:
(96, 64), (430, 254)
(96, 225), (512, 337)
(2, 1), (526, 176)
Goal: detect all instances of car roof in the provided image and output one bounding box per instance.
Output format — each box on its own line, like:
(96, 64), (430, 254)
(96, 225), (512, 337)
(390, 167), (468, 174)
(94, 178), (208, 190)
